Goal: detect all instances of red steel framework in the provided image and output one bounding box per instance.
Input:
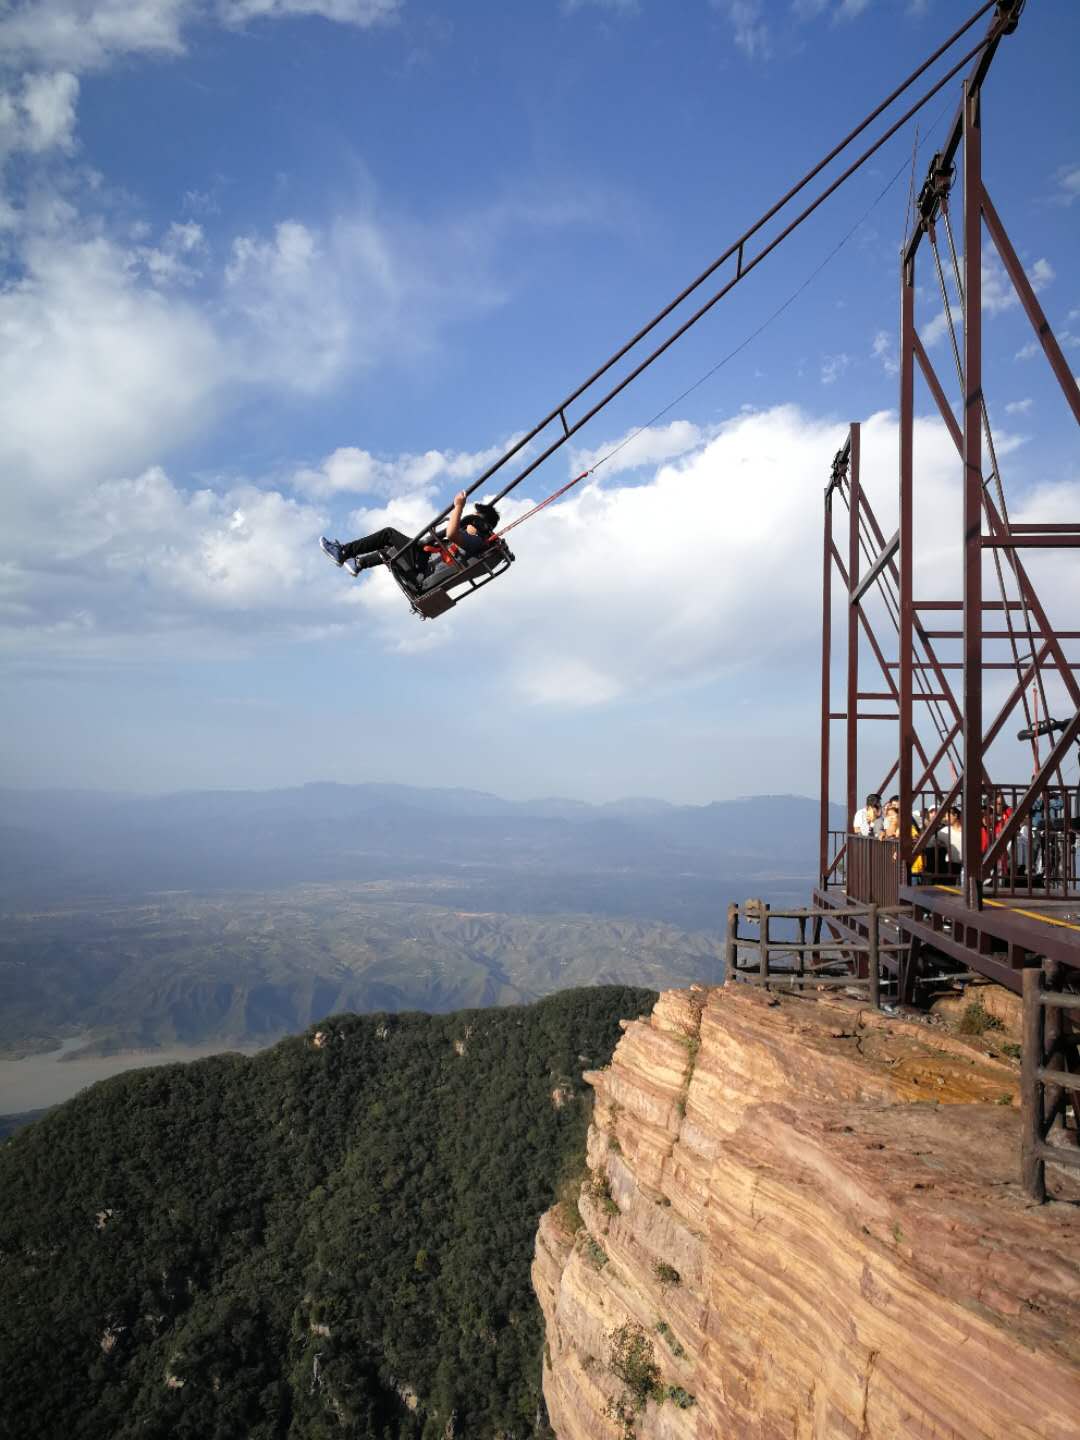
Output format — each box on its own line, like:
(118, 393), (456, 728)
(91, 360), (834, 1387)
(815, 17), (1080, 1001)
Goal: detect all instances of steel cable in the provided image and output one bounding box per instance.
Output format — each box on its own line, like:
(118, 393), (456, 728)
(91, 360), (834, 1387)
(392, 0), (1004, 558)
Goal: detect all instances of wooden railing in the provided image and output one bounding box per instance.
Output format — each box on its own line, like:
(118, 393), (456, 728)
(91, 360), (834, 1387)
(1021, 960), (1080, 1202)
(724, 898), (909, 1010)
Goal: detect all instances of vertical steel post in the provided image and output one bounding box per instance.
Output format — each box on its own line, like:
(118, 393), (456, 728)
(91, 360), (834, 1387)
(898, 257), (916, 865)
(724, 902), (738, 982)
(1021, 965), (1046, 1203)
(867, 905), (880, 1010)
(846, 424), (861, 834)
(962, 81), (984, 910)
(820, 485), (834, 883)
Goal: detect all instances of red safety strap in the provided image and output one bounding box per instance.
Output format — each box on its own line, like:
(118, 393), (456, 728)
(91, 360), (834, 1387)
(423, 541), (461, 566)
(492, 471), (591, 540)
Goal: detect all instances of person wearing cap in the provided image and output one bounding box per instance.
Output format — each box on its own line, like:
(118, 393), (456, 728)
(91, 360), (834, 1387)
(320, 490), (500, 580)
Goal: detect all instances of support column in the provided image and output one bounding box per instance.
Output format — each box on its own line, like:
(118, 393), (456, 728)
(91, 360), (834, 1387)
(898, 254), (915, 867)
(820, 484), (834, 883)
(962, 81), (984, 910)
(846, 424), (861, 834)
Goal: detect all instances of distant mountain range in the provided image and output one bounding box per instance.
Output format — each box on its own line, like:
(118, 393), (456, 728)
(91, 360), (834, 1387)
(0, 784), (842, 1058)
(0, 782), (841, 909)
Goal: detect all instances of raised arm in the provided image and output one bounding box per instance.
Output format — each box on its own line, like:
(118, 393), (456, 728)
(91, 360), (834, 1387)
(445, 489), (467, 544)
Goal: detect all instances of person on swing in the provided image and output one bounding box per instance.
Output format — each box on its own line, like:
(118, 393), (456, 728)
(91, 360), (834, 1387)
(320, 490), (499, 583)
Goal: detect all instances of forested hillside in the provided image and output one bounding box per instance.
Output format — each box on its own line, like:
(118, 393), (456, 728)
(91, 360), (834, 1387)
(0, 986), (656, 1440)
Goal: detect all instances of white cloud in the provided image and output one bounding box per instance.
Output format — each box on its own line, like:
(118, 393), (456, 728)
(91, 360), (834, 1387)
(1004, 398), (1032, 416)
(1051, 163), (1080, 208)
(1015, 340), (1039, 361)
(1030, 257), (1055, 290)
(4, 406), (1075, 706)
(561, 0), (638, 13)
(0, 0), (189, 72)
(0, 464), (341, 659)
(219, 0), (399, 24)
(0, 0), (398, 72)
(219, 210), (504, 392)
(133, 218), (205, 287)
(570, 420), (705, 480)
(713, 0), (770, 59)
(835, 0), (872, 20)
(982, 249), (1053, 317)
(820, 352), (850, 385)
(0, 69), (79, 156)
(922, 304), (962, 349)
(292, 439), (519, 501)
(0, 229), (224, 505)
(792, 0), (874, 21)
(871, 329), (897, 376)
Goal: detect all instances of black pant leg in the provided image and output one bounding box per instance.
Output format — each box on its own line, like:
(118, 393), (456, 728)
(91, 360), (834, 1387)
(340, 527), (410, 562)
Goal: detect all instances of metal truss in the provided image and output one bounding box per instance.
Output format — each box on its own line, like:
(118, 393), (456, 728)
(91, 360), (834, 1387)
(817, 9), (1080, 987)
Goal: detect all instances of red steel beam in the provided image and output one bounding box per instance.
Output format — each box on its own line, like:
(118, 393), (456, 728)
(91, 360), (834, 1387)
(981, 185), (1080, 427)
(846, 425), (861, 832)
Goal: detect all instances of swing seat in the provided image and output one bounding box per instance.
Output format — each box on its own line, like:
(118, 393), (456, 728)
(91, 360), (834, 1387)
(385, 538), (516, 620)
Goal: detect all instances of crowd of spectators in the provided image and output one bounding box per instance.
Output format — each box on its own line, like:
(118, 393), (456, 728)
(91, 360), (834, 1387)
(850, 789), (1020, 882)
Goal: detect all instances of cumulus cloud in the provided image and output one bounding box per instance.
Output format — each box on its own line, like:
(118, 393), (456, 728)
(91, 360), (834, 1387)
(219, 0), (399, 24)
(0, 463), (343, 660)
(835, 0), (872, 20)
(219, 209), (507, 391)
(4, 405), (1076, 709)
(570, 420), (705, 480)
(292, 439), (519, 501)
(1051, 163), (1080, 208)
(1004, 398), (1032, 416)
(791, 0), (874, 23)
(0, 0), (396, 72)
(0, 0), (187, 72)
(712, 0), (770, 59)
(921, 303), (962, 350)
(0, 69), (80, 156)
(132, 219), (206, 287)
(871, 329), (898, 376)
(820, 352), (850, 385)
(223, 220), (352, 392)
(0, 229), (224, 504)
(561, 0), (638, 13)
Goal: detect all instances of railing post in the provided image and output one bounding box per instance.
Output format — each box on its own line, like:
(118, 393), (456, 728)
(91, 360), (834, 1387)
(797, 914), (807, 977)
(1021, 965), (1046, 1204)
(867, 905), (880, 1010)
(724, 902), (739, 983)
(1043, 959), (1063, 1129)
(760, 902), (770, 986)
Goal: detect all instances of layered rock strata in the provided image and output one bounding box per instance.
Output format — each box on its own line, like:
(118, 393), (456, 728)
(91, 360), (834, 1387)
(533, 984), (1080, 1439)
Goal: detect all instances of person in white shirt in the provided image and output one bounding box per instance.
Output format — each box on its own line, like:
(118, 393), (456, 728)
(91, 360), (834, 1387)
(852, 792), (883, 837)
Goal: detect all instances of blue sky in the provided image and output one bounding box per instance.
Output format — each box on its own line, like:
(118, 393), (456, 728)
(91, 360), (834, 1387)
(1, 0), (1078, 805)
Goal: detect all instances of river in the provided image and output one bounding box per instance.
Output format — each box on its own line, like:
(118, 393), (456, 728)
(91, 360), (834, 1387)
(0, 1035), (269, 1116)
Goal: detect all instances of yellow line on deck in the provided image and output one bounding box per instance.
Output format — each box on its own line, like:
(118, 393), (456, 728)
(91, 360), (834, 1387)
(932, 885), (1080, 933)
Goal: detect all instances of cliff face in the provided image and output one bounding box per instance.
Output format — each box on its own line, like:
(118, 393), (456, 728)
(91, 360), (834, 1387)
(533, 984), (1080, 1440)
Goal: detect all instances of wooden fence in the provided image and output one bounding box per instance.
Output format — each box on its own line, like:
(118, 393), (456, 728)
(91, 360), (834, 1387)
(1021, 960), (1080, 1202)
(724, 898), (909, 1010)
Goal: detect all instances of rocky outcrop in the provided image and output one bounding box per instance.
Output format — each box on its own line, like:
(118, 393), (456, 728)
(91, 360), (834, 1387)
(533, 984), (1080, 1439)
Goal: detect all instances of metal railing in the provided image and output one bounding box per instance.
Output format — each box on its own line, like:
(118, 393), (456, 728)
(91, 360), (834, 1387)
(912, 784), (1079, 899)
(1021, 960), (1080, 1202)
(846, 835), (902, 907)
